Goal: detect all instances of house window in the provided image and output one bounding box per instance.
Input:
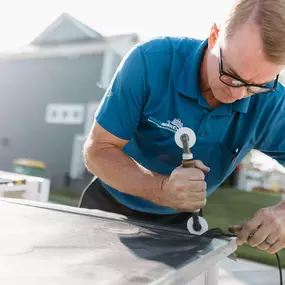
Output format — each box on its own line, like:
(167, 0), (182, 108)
(45, 104), (85, 124)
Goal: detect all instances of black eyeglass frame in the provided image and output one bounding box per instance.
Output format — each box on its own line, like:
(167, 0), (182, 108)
(218, 48), (279, 94)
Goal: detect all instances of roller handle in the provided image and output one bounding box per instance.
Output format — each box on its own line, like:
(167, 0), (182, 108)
(182, 159), (202, 232)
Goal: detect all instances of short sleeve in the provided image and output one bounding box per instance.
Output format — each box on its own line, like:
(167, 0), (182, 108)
(257, 97), (285, 165)
(95, 46), (148, 140)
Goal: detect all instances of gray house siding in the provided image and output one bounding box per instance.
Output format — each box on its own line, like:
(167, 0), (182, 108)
(0, 54), (105, 187)
(0, 12), (138, 190)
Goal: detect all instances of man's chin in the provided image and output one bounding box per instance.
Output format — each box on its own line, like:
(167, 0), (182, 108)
(215, 94), (238, 104)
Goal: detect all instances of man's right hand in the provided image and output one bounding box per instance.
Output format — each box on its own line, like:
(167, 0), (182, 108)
(159, 160), (210, 212)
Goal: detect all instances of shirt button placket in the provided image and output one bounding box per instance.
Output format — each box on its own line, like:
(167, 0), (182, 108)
(198, 115), (212, 137)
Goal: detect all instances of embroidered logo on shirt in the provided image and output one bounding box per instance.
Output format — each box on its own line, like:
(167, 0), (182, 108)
(147, 117), (183, 133)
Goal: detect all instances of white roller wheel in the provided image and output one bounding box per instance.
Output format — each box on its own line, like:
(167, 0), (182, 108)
(175, 127), (196, 149)
(187, 216), (208, 235)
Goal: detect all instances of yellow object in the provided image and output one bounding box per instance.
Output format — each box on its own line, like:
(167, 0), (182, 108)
(13, 179), (26, 185)
(13, 159), (46, 169)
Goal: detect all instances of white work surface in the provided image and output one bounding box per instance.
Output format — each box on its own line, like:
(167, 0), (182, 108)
(0, 198), (237, 285)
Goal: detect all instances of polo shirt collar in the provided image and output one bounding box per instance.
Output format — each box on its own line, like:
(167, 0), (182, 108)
(232, 97), (251, 113)
(176, 38), (251, 114)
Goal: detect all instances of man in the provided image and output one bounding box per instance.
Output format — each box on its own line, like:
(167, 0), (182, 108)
(81, 0), (285, 254)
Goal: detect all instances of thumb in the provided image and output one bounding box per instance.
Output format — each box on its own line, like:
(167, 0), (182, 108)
(228, 220), (247, 234)
(188, 160), (210, 173)
(228, 225), (242, 235)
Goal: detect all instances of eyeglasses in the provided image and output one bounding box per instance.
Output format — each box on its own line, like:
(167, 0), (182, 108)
(218, 48), (279, 94)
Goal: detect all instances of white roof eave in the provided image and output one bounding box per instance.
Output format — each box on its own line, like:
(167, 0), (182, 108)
(0, 42), (108, 61)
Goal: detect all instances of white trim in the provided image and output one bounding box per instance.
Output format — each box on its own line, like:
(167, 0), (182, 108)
(69, 101), (100, 180)
(99, 37), (139, 89)
(107, 33), (138, 41)
(0, 42), (107, 61)
(69, 134), (86, 179)
(0, 34), (138, 62)
(108, 37), (137, 57)
(100, 50), (115, 89)
(84, 102), (100, 135)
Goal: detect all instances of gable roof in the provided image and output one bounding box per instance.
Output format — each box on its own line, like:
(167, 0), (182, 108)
(0, 13), (139, 61)
(30, 13), (106, 46)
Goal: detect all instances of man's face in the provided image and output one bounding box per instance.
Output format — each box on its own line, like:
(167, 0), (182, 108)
(206, 21), (284, 104)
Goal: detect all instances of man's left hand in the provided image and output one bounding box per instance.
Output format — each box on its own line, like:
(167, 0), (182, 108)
(228, 203), (285, 254)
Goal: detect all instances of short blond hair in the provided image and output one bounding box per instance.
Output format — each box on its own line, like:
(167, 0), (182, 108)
(223, 0), (285, 64)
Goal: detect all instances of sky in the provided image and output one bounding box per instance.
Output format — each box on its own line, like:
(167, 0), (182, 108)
(0, 0), (236, 51)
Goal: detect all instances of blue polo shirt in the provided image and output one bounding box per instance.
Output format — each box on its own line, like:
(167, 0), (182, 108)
(95, 36), (285, 214)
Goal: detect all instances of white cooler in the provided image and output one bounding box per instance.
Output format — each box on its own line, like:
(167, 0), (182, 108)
(0, 171), (50, 202)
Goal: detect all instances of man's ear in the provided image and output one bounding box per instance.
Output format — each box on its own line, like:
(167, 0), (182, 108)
(208, 23), (220, 49)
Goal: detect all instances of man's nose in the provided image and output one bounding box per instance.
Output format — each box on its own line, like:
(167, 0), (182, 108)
(230, 87), (247, 99)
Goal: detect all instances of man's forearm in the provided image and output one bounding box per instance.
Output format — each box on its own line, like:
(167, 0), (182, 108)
(84, 146), (167, 206)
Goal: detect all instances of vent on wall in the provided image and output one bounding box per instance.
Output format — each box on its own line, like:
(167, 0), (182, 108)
(45, 104), (85, 124)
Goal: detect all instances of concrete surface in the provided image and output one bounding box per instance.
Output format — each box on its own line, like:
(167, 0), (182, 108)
(218, 258), (284, 285)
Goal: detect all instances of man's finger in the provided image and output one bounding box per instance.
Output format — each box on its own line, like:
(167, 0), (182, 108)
(178, 199), (207, 212)
(257, 231), (279, 251)
(257, 242), (271, 251)
(189, 190), (207, 201)
(186, 181), (207, 192)
(236, 218), (262, 246)
(183, 168), (205, 180)
(246, 224), (271, 247)
(267, 239), (283, 254)
(191, 199), (207, 210)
